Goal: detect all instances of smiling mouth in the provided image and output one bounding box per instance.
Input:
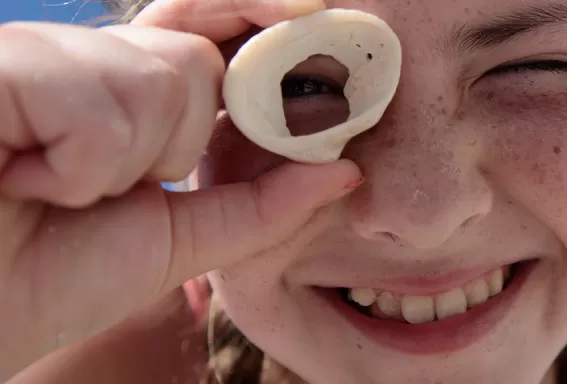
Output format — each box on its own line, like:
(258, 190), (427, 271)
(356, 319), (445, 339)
(339, 263), (518, 324)
(317, 260), (536, 354)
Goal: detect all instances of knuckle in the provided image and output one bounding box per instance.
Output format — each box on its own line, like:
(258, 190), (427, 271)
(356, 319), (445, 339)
(56, 182), (101, 208)
(133, 56), (179, 100)
(131, 56), (183, 125)
(0, 23), (42, 49)
(169, 32), (225, 84)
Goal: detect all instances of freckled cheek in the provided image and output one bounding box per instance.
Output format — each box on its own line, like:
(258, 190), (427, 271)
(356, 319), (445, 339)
(480, 93), (567, 188)
(197, 98), (349, 186)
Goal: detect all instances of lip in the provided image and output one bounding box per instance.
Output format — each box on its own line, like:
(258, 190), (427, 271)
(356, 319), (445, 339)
(316, 260), (536, 355)
(364, 264), (507, 296)
(313, 261), (518, 296)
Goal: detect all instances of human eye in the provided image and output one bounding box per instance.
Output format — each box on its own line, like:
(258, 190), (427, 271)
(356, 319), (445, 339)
(485, 59), (567, 76)
(280, 75), (344, 98)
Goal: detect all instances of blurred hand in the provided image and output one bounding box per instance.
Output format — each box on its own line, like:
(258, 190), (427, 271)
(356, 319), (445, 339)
(0, 0), (361, 381)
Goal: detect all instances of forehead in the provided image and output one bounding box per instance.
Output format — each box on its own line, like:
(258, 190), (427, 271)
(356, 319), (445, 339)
(325, 0), (555, 19)
(324, 0), (567, 57)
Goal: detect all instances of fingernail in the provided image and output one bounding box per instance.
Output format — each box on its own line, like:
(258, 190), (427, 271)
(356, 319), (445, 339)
(343, 176), (365, 191)
(322, 176), (364, 206)
(283, 0), (326, 16)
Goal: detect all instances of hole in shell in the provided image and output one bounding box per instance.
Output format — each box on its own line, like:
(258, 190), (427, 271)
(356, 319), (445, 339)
(280, 54), (351, 137)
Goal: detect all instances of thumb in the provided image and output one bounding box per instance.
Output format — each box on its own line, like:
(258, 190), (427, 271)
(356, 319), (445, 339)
(163, 159), (362, 286)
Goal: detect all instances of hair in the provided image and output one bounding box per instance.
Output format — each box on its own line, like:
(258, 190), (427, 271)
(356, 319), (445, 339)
(101, 2), (567, 383)
(102, 0), (153, 22)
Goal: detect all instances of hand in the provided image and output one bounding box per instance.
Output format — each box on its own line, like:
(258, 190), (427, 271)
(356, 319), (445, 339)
(0, 0), (362, 380)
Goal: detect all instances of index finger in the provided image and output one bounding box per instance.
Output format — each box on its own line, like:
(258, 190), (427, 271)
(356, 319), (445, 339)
(131, 0), (326, 42)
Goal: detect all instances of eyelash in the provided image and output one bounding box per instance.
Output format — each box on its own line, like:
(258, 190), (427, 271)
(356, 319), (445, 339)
(281, 75), (344, 99)
(280, 60), (567, 98)
(486, 60), (567, 75)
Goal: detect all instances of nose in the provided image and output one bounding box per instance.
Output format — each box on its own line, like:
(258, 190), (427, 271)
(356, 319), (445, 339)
(344, 96), (493, 249)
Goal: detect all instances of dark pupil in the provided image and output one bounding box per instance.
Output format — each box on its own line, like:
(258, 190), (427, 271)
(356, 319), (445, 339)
(281, 78), (327, 97)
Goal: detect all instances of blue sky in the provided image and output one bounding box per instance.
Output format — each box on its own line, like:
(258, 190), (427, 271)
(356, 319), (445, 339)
(0, 0), (107, 24)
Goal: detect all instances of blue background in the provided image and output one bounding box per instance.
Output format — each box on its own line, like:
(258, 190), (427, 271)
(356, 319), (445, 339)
(0, 0), (107, 24)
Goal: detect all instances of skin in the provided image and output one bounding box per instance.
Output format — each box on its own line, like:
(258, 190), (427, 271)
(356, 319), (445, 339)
(208, 0), (567, 383)
(3, 0), (567, 383)
(0, 0), (360, 382)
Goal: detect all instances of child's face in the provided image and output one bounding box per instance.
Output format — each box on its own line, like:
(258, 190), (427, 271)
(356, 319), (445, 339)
(202, 0), (567, 382)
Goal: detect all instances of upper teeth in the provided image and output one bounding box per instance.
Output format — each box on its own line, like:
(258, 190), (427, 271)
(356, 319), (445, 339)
(348, 267), (508, 324)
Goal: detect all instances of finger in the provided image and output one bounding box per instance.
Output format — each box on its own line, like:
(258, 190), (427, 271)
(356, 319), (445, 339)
(6, 160), (360, 373)
(0, 23), (136, 205)
(132, 0), (326, 42)
(163, 159), (363, 286)
(0, 23), (222, 205)
(101, 24), (224, 182)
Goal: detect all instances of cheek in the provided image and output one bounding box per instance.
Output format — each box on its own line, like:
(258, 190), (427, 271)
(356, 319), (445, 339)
(478, 90), (567, 233)
(481, 90), (567, 187)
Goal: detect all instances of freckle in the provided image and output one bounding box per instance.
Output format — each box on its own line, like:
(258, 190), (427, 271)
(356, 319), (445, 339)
(437, 95), (443, 102)
(384, 138), (397, 148)
(441, 108), (447, 115)
(486, 91), (494, 101)
(554, 146), (561, 154)
(456, 111), (466, 120)
(357, 344), (363, 349)
(464, 8), (470, 14)
(428, 17), (433, 23)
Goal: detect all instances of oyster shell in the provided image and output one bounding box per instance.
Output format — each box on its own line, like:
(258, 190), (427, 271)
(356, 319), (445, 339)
(223, 9), (402, 163)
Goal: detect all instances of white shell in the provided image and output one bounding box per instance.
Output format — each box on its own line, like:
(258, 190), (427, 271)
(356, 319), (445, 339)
(222, 9), (402, 164)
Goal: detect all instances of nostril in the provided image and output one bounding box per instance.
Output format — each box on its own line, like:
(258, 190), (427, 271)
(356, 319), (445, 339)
(461, 213), (486, 229)
(387, 232), (400, 243)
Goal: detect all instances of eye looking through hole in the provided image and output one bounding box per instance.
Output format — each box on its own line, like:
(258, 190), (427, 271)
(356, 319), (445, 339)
(280, 54), (351, 137)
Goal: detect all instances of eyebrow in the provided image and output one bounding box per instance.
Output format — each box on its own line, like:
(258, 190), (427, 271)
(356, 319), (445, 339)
(444, 3), (567, 58)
